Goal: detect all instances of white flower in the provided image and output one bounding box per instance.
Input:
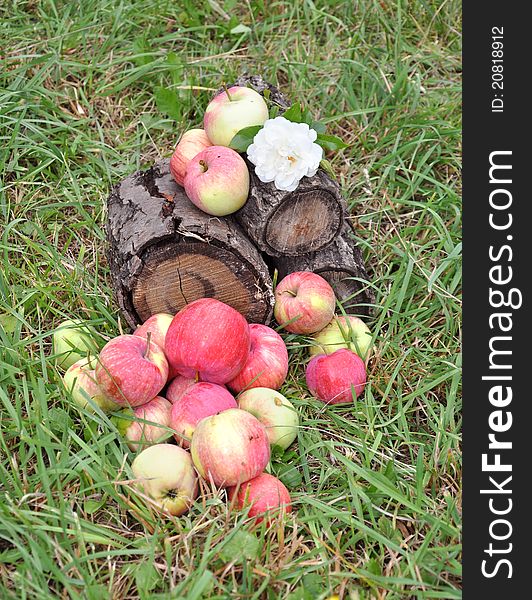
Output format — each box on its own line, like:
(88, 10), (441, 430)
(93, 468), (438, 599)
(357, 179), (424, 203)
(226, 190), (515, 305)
(246, 116), (323, 192)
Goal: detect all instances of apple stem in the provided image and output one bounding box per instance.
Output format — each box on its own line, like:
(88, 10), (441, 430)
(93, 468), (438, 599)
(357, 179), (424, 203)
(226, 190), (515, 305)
(144, 332), (151, 360)
(222, 83), (233, 101)
(285, 290), (297, 297)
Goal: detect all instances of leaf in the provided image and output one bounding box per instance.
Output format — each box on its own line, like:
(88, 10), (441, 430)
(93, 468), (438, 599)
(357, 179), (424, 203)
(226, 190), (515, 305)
(228, 125), (262, 152)
(154, 86), (182, 121)
(316, 133), (349, 151)
(275, 463), (303, 488)
(319, 159), (336, 180)
(282, 102), (302, 123)
(311, 120), (327, 134)
(219, 530), (259, 563)
(230, 23), (251, 35)
(135, 561), (160, 592)
(0, 313), (17, 333)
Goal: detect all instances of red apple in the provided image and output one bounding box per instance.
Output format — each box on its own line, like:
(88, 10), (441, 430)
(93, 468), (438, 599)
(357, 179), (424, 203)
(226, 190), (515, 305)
(184, 146), (249, 216)
(95, 334), (168, 407)
(116, 396), (173, 451)
(170, 382), (237, 448)
(274, 271), (336, 335)
(228, 473), (292, 523)
(170, 129), (212, 186)
(133, 312), (179, 379)
(237, 388), (299, 450)
(131, 444), (198, 516)
(227, 324), (288, 393)
(190, 408), (270, 487)
(165, 298), (251, 385)
(305, 348), (367, 405)
(63, 357), (119, 413)
(204, 85), (269, 147)
(166, 374), (197, 404)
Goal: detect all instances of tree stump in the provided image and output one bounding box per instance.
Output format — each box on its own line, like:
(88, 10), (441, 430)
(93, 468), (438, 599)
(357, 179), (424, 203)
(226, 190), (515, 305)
(272, 222), (374, 316)
(106, 160), (274, 328)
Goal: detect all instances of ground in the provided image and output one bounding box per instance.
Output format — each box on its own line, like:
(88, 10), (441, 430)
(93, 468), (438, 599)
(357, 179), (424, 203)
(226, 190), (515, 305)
(0, 1), (461, 598)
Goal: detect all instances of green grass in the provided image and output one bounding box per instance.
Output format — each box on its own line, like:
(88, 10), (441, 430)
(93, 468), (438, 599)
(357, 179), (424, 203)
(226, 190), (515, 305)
(0, 1), (461, 598)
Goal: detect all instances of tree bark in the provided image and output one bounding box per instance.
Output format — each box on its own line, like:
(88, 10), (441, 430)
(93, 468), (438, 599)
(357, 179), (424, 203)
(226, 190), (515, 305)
(106, 160), (274, 328)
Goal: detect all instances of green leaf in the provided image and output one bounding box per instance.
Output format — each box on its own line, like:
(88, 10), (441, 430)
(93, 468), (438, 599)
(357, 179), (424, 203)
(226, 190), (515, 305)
(316, 133), (348, 151)
(219, 530), (259, 563)
(274, 463), (303, 488)
(0, 313), (17, 333)
(311, 120), (327, 134)
(154, 86), (182, 121)
(228, 125), (262, 152)
(319, 159), (336, 180)
(230, 23), (251, 35)
(282, 102), (302, 123)
(135, 561), (160, 592)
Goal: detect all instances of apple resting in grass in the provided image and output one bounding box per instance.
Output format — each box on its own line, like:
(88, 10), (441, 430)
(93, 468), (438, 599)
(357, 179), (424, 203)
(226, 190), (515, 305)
(309, 315), (373, 362)
(53, 318), (97, 370)
(165, 298), (250, 385)
(115, 396), (173, 451)
(95, 334), (168, 407)
(166, 374), (197, 404)
(170, 382), (237, 448)
(227, 324), (288, 393)
(305, 348), (367, 405)
(190, 408), (270, 487)
(170, 129), (212, 186)
(131, 444), (198, 516)
(133, 312), (179, 379)
(274, 271), (336, 335)
(184, 146), (249, 216)
(204, 85), (269, 147)
(238, 388), (299, 450)
(63, 356), (119, 413)
(228, 473), (292, 523)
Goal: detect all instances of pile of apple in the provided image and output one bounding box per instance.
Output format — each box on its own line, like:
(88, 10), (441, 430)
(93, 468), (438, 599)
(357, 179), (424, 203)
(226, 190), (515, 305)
(169, 85), (269, 216)
(57, 271), (372, 521)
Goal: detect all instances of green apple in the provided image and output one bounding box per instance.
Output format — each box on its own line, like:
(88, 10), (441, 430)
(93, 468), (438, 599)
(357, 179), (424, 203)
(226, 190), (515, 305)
(53, 318), (97, 370)
(309, 315), (373, 362)
(63, 356), (119, 413)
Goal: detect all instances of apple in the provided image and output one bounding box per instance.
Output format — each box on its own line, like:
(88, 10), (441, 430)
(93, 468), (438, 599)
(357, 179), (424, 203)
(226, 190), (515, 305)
(237, 388), (299, 450)
(170, 382), (237, 448)
(274, 271), (336, 335)
(170, 129), (212, 186)
(166, 374), (197, 404)
(165, 298), (251, 385)
(305, 348), (367, 405)
(131, 444), (198, 516)
(228, 473), (292, 523)
(95, 334), (168, 407)
(63, 356), (119, 413)
(115, 396), (173, 451)
(184, 146), (249, 216)
(133, 312), (180, 379)
(190, 408), (270, 487)
(309, 315), (373, 361)
(227, 324), (288, 393)
(53, 318), (97, 370)
(204, 85), (269, 147)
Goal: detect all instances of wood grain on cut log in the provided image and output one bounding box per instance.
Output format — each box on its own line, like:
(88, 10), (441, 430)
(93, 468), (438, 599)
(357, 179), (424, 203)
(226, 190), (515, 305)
(106, 159), (274, 328)
(272, 222), (374, 316)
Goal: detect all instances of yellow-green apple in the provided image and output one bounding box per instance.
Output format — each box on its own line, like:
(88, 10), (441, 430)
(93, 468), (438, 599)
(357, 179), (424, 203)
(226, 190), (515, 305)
(133, 312), (178, 379)
(228, 473), (292, 523)
(95, 334), (168, 407)
(53, 318), (97, 370)
(227, 324), (288, 393)
(190, 408), (270, 487)
(63, 356), (119, 413)
(170, 382), (237, 448)
(166, 374), (197, 404)
(309, 315), (373, 362)
(274, 271), (336, 334)
(237, 388), (299, 450)
(115, 396), (173, 451)
(165, 298), (250, 385)
(170, 129), (212, 186)
(131, 444), (198, 516)
(184, 146), (249, 216)
(305, 348), (366, 405)
(204, 85), (269, 147)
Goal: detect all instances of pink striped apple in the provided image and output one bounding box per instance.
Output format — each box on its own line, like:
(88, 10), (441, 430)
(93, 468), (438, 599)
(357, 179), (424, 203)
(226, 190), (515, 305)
(184, 146), (249, 216)
(204, 85), (269, 147)
(165, 298), (250, 385)
(63, 357), (119, 413)
(133, 312), (179, 379)
(95, 335), (168, 407)
(166, 374), (197, 404)
(116, 396), (173, 451)
(170, 382), (237, 448)
(170, 129), (212, 186)
(305, 348), (367, 405)
(227, 324), (288, 393)
(190, 408), (270, 487)
(131, 444), (198, 516)
(228, 473), (292, 523)
(274, 271), (336, 335)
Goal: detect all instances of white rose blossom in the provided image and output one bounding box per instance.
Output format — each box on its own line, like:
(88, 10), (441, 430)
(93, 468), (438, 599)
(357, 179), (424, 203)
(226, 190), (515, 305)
(246, 116), (323, 192)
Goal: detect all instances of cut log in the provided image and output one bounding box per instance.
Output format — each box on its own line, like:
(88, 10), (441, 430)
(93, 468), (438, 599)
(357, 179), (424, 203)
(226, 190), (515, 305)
(272, 222), (374, 316)
(106, 160), (274, 328)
